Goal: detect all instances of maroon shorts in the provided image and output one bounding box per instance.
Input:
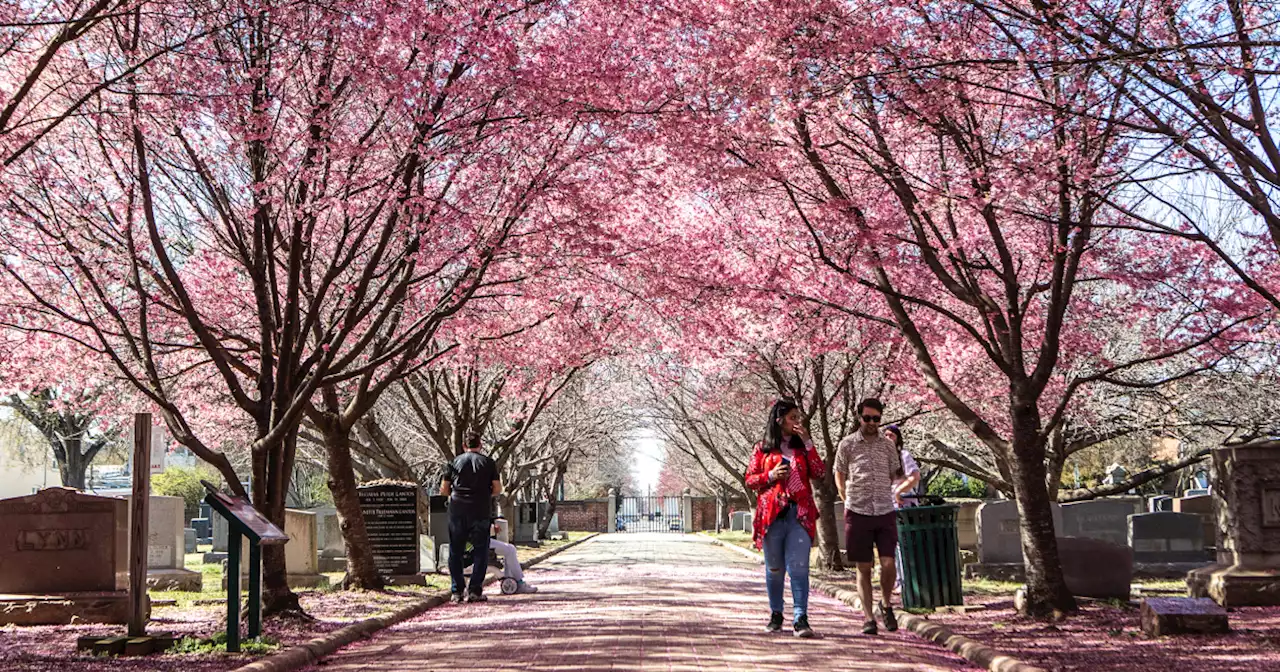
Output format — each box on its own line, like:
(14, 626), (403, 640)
(844, 510), (898, 564)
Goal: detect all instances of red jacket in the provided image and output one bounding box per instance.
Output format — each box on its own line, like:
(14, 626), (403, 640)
(744, 439), (827, 549)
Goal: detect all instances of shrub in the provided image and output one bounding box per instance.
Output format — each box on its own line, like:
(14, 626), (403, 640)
(153, 465), (221, 520)
(926, 470), (986, 499)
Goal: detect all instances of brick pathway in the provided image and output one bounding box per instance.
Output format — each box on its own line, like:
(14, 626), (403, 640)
(311, 534), (976, 671)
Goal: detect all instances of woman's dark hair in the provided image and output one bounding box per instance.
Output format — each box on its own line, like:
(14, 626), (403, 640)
(884, 424), (904, 448)
(763, 398), (805, 453)
(466, 431), (482, 449)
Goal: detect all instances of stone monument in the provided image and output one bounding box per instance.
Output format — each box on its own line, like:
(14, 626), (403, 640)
(1060, 497), (1143, 547)
(0, 488), (137, 625)
(1188, 441), (1280, 606)
(358, 482), (425, 585)
(128, 495), (201, 591)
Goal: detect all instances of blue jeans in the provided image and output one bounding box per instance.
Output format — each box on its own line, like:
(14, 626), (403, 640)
(448, 513), (491, 595)
(762, 504), (811, 622)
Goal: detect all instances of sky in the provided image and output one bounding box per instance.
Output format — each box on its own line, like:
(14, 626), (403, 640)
(629, 427), (664, 495)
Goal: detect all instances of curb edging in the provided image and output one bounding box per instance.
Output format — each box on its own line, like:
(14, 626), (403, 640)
(230, 532), (601, 672)
(699, 533), (1046, 672)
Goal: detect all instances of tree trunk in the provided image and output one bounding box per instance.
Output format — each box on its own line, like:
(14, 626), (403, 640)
(1009, 406), (1077, 617)
(256, 433), (304, 618)
(536, 466), (566, 538)
(322, 424), (385, 590)
(60, 437), (89, 490)
(812, 473), (844, 571)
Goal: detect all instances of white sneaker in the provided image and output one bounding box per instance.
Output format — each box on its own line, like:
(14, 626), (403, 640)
(515, 581), (538, 594)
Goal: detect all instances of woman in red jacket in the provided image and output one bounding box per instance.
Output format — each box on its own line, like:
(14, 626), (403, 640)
(744, 398), (827, 638)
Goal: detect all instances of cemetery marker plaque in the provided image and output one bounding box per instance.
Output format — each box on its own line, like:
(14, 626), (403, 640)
(358, 483), (420, 576)
(202, 482), (287, 653)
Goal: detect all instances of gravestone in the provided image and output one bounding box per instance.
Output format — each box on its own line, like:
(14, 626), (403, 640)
(955, 500), (981, 551)
(212, 512), (228, 550)
(1128, 512), (1212, 563)
(185, 528), (197, 553)
(1140, 597), (1228, 636)
(1148, 495), (1173, 512)
(1173, 494), (1216, 550)
(0, 488), (134, 625)
(127, 495), (201, 591)
(1058, 536), (1133, 600)
(976, 501), (1063, 564)
(358, 483), (421, 579)
(730, 511), (748, 532)
(313, 507), (346, 572)
(1188, 441), (1280, 606)
(191, 517), (211, 541)
(1061, 498), (1143, 547)
(283, 509), (325, 588)
(220, 509), (329, 590)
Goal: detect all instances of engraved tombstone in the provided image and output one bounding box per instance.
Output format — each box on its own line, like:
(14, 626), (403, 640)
(0, 488), (133, 624)
(976, 500), (1063, 564)
(358, 483), (421, 578)
(126, 495), (202, 590)
(1061, 498), (1143, 547)
(1128, 512), (1211, 563)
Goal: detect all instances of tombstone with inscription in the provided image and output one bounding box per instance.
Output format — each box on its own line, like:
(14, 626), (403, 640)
(0, 488), (134, 625)
(1128, 512), (1212, 564)
(1188, 441), (1280, 606)
(975, 500), (1064, 565)
(358, 482), (425, 584)
(126, 495), (201, 591)
(1061, 498), (1143, 547)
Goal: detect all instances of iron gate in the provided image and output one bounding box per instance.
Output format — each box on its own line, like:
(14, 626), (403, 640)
(616, 495), (683, 533)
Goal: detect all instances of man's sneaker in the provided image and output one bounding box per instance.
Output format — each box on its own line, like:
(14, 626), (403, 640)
(793, 615), (815, 638)
(515, 581), (538, 594)
(464, 592), (488, 603)
(449, 593), (464, 604)
(765, 611), (783, 632)
(862, 619), (878, 635)
(881, 603), (898, 632)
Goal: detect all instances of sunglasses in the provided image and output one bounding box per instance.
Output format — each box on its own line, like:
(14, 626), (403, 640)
(861, 415), (881, 423)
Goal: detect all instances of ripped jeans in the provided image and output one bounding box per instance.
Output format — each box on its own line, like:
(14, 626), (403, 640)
(762, 504), (812, 622)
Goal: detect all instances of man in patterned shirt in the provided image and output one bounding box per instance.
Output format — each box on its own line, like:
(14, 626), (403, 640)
(834, 398), (901, 635)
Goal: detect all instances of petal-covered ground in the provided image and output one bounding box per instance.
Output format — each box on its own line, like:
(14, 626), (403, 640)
(307, 533), (976, 672)
(925, 594), (1280, 672)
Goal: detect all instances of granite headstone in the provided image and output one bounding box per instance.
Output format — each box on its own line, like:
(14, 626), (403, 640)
(1128, 512), (1212, 563)
(1061, 498), (1143, 547)
(358, 484), (420, 576)
(976, 500), (1063, 564)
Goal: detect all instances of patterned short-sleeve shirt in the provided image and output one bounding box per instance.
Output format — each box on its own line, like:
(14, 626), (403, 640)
(834, 431), (899, 516)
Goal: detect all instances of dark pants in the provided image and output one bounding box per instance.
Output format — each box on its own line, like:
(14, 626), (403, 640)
(448, 512), (491, 595)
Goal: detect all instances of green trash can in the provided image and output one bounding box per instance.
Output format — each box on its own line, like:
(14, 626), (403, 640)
(896, 504), (963, 609)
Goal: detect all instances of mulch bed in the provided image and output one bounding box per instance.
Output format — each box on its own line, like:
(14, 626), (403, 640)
(0, 588), (447, 672)
(925, 594), (1280, 672)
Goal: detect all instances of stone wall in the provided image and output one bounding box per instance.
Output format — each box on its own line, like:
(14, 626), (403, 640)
(554, 499), (609, 532)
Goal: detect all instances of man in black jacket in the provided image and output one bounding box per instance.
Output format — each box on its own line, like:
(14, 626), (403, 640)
(441, 431), (502, 603)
